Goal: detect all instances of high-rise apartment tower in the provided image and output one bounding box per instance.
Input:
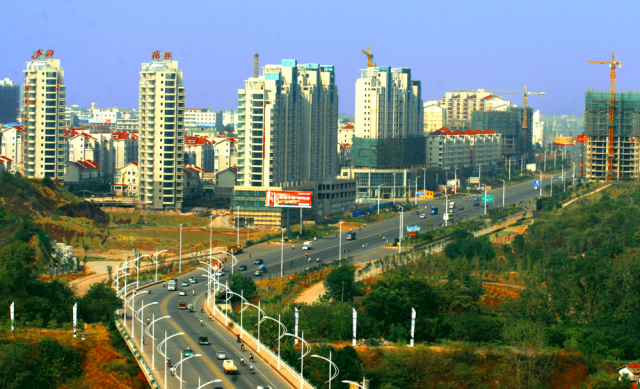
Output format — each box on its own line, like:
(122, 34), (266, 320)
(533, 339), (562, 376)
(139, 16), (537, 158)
(22, 52), (66, 179)
(236, 59), (338, 187)
(137, 52), (185, 210)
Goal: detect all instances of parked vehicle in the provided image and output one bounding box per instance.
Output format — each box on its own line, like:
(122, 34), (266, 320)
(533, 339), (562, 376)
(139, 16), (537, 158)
(222, 360), (237, 374)
(303, 241), (312, 250)
(346, 232), (356, 240)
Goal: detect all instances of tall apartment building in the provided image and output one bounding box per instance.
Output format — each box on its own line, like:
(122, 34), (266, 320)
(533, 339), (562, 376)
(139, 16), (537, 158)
(236, 59), (339, 187)
(23, 53), (66, 179)
(137, 53), (185, 210)
(439, 91), (510, 122)
(425, 128), (502, 170)
(354, 66), (423, 139)
(0, 78), (21, 124)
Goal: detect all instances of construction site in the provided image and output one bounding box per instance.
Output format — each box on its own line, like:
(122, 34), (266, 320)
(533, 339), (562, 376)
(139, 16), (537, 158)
(350, 136), (426, 167)
(584, 90), (640, 180)
(471, 106), (534, 161)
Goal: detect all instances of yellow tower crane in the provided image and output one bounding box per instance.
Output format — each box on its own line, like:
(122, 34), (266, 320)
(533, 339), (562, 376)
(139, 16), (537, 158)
(361, 46), (373, 68)
(451, 86), (545, 159)
(587, 52), (622, 181)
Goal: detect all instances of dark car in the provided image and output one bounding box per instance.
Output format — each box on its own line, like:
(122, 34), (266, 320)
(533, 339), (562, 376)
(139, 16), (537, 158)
(198, 336), (209, 345)
(238, 265), (247, 271)
(458, 206), (464, 210)
(413, 211), (420, 215)
(474, 202), (480, 206)
(254, 259), (264, 265)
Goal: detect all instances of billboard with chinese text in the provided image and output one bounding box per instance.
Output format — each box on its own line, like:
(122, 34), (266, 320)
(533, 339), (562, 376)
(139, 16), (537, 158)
(265, 190), (313, 208)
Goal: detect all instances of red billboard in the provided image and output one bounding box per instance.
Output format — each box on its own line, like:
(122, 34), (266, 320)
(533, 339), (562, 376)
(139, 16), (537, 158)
(577, 134), (588, 142)
(265, 190), (313, 208)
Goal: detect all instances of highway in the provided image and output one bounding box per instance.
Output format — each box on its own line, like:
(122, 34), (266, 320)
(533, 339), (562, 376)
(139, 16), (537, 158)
(125, 278), (293, 389)
(122, 172), (568, 389)
(220, 172), (567, 279)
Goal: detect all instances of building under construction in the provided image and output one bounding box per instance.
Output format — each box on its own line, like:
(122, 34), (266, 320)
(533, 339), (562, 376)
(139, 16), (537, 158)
(584, 90), (640, 181)
(350, 136), (426, 167)
(471, 106), (533, 162)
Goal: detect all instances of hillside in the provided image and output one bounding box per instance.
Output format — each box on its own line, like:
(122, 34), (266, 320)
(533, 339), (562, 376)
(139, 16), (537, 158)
(0, 172), (108, 262)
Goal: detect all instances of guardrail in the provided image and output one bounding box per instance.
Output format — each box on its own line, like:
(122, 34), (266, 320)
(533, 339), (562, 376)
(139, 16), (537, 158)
(211, 293), (316, 389)
(115, 319), (160, 389)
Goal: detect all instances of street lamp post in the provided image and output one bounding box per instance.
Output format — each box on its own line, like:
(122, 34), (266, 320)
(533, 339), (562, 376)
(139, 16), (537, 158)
(196, 377), (222, 389)
(397, 206), (403, 254)
(500, 179), (506, 208)
(342, 378), (367, 389)
(544, 150), (548, 171)
(280, 228), (286, 279)
(311, 352), (339, 389)
(209, 215), (213, 258)
(454, 168), (459, 195)
(392, 173), (396, 203)
(236, 206), (241, 246)
(572, 162), (576, 186)
(153, 249), (167, 282)
(178, 224), (184, 273)
(376, 184), (382, 215)
(444, 194), (448, 227)
(422, 167), (428, 196)
(550, 175), (553, 197)
(339, 221), (343, 261)
(415, 177), (422, 205)
(536, 170), (543, 197)
(484, 186), (487, 215)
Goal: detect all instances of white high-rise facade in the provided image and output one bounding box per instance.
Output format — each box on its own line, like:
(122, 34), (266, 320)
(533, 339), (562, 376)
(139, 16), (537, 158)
(354, 66), (422, 139)
(22, 52), (66, 179)
(137, 52), (185, 210)
(236, 60), (339, 187)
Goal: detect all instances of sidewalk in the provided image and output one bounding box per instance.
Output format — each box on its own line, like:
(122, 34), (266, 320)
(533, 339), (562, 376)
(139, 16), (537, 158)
(206, 301), (308, 389)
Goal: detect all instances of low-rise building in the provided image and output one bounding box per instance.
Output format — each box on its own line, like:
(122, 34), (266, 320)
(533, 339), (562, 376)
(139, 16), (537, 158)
(64, 160), (102, 187)
(340, 165), (439, 199)
(214, 167), (237, 199)
(0, 156), (13, 171)
(425, 127), (502, 171)
(618, 364), (640, 386)
(424, 101), (446, 134)
(113, 161), (138, 196)
(1, 126), (23, 165)
(183, 164), (205, 199)
(185, 136), (215, 173)
(213, 137), (237, 172)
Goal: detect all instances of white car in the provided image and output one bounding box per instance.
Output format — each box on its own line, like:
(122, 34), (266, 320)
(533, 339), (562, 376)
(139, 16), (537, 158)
(217, 351), (226, 360)
(178, 290), (186, 296)
(215, 270), (225, 276)
(420, 214), (426, 219)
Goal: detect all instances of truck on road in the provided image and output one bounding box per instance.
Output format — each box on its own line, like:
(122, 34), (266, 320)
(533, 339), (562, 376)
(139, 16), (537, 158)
(226, 244), (243, 255)
(167, 279), (177, 291)
(303, 241), (312, 250)
(346, 232), (356, 240)
(449, 202), (455, 210)
(223, 360), (237, 374)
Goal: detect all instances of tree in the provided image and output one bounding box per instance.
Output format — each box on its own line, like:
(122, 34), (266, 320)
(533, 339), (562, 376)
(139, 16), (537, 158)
(76, 280), (121, 323)
(229, 273), (257, 300)
(324, 265), (357, 302)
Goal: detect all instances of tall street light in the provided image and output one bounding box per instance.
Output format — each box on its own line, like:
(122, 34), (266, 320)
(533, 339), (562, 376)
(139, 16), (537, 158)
(536, 170), (543, 197)
(572, 162), (576, 186)
(499, 179), (506, 208)
(158, 330), (184, 389)
(196, 378), (222, 389)
(544, 150), (548, 171)
(376, 184), (382, 215)
(414, 177), (422, 205)
(311, 352), (339, 389)
(209, 214), (213, 258)
(483, 186), (487, 215)
(444, 194), (448, 227)
(153, 249), (167, 282)
(397, 206), (403, 254)
(339, 221), (343, 261)
(342, 378), (367, 389)
(280, 228), (286, 279)
(392, 173), (396, 204)
(422, 167), (428, 196)
(454, 168), (460, 195)
(178, 224), (184, 273)
(236, 206), (241, 245)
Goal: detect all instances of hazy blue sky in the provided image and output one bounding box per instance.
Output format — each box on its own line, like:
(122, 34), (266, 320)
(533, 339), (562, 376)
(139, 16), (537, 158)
(2, 0), (639, 117)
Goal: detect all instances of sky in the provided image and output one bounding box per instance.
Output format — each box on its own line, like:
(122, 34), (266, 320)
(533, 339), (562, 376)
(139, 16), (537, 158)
(2, 0), (640, 117)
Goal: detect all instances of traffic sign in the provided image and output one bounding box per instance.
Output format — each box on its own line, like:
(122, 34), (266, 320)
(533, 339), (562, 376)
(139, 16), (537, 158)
(443, 213), (449, 220)
(482, 195), (494, 203)
(532, 180), (541, 186)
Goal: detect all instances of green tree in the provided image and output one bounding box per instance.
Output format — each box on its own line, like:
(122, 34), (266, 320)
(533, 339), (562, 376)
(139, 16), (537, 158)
(229, 273), (257, 300)
(324, 265), (357, 302)
(77, 280), (121, 323)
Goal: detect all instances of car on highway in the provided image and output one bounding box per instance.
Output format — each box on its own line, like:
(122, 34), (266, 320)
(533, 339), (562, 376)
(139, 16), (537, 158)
(189, 276), (198, 284)
(474, 202), (480, 207)
(198, 336), (209, 345)
(459, 206), (464, 210)
(254, 259), (264, 265)
(216, 351), (226, 360)
(238, 265), (247, 271)
(178, 290), (186, 296)
(413, 210), (420, 215)
(181, 281), (189, 287)
(215, 270), (225, 276)
(184, 347), (194, 357)
(257, 387), (274, 389)
(420, 214), (426, 219)
(254, 270), (262, 276)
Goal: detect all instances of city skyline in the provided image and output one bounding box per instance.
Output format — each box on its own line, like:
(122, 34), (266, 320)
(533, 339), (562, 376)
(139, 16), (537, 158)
(2, 0), (638, 117)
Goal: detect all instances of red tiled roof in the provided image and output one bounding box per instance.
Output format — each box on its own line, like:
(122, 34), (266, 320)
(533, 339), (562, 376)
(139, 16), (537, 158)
(70, 160), (100, 169)
(620, 365), (640, 375)
(6, 126), (23, 132)
(343, 123), (355, 129)
(483, 94), (497, 99)
(429, 127), (497, 136)
(0, 156), (13, 162)
(183, 164), (205, 173)
(112, 184), (129, 187)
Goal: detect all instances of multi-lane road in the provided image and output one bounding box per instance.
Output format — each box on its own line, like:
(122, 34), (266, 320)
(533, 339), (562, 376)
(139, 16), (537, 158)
(125, 172), (567, 389)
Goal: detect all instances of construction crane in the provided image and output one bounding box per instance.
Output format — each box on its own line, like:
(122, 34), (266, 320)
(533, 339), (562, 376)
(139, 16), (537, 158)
(451, 86), (545, 159)
(361, 46), (373, 68)
(587, 52), (622, 181)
